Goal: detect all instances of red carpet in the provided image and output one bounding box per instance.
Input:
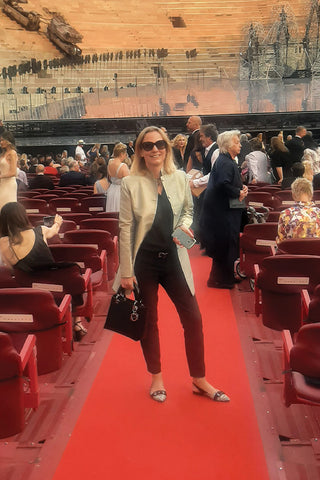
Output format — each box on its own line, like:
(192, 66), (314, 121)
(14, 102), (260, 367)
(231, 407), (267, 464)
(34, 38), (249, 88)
(52, 249), (270, 480)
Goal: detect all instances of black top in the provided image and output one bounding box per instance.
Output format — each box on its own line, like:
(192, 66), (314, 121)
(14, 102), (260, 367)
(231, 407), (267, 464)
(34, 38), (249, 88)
(269, 149), (292, 181)
(14, 226), (55, 272)
(140, 188), (174, 252)
(172, 147), (184, 169)
(285, 136), (305, 164)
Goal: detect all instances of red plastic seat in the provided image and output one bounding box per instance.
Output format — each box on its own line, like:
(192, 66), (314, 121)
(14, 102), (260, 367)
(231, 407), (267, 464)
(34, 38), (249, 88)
(282, 328), (320, 407)
(238, 222), (278, 278)
(277, 238), (320, 256)
(33, 193), (59, 203)
(79, 218), (119, 237)
(62, 192), (89, 201)
(96, 211), (119, 219)
(50, 244), (106, 289)
(49, 197), (80, 214)
(17, 190), (39, 198)
(0, 266), (19, 288)
(19, 198), (50, 214)
(51, 188), (71, 195)
(0, 333), (39, 438)
(14, 264), (93, 326)
(265, 211), (281, 222)
(31, 188), (51, 194)
(274, 190), (295, 209)
(254, 254), (320, 333)
(78, 195), (106, 213)
(0, 288), (72, 375)
(60, 212), (92, 225)
(245, 191), (277, 209)
(257, 186), (282, 195)
(63, 229), (116, 279)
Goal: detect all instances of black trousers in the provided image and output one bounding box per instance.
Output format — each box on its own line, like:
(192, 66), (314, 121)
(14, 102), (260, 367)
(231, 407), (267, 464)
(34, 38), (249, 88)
(134, 247), (206, 378)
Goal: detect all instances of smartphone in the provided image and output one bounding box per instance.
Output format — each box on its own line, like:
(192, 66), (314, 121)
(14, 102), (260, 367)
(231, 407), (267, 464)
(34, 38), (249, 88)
(43, 216), (55, 227)
(172, 227), (196, 249)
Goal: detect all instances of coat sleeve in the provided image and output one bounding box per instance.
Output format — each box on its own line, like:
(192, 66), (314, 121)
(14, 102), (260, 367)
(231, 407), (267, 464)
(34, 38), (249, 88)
(118, 179), (135, 278)
(219, 160), (242, 199)
(176, 173), (194, 230)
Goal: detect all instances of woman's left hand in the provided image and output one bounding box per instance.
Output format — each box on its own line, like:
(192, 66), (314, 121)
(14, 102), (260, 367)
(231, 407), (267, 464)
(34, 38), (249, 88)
(239, 185), (248, 201)
(172, 225), (194, 247)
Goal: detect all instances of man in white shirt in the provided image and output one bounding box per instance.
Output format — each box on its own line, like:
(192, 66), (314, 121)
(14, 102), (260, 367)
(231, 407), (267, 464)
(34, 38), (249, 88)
(75, 140), (87, 164)
(190, 124), (219, 191)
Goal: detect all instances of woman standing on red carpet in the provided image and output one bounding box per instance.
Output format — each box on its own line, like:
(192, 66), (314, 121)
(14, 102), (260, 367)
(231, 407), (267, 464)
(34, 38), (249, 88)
(115, 126), (230, 403)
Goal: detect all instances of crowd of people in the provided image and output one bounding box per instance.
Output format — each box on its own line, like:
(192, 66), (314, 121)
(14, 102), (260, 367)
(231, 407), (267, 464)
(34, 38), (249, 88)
(1, 117), (320, 403)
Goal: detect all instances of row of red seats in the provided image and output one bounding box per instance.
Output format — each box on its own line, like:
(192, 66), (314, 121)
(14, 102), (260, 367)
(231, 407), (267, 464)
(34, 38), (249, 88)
(236, 182), (320, 408)
(0, 213), (119, 437)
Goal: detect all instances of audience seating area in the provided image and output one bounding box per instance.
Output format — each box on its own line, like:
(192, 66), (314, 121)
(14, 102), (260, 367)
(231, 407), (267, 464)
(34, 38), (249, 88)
(244, 183), (320, 410)
(0, 178), (117, 438)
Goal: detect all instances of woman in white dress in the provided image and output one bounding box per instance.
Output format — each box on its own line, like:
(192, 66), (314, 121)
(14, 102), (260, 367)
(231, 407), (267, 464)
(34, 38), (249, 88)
(0, 130), (18, 211)
(105, 142), (130, 212)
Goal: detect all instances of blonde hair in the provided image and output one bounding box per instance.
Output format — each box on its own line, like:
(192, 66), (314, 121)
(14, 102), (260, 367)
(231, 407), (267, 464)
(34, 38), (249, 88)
(217, 130), (240, 154)
(113, 142), (127, 158)
(131, 126), (176, 175)
(291, 177), (313, 201)
(172, 134), (187, 149)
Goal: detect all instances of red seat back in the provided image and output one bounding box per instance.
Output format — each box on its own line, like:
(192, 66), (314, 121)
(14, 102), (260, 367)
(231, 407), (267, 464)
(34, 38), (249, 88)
(49, 197), (79, 213)
(0, 288), (66, 374)
(257, 255), (320, 333)
(277, 238), (320, 256)
(239, 222), (278, 276)
(79, 218), (119, 237)
(246, 191), (276, 209)
(0, 332), (24, 437)
(79, 196), (106, 213)
(50, 244), (102, 273)
(290, 323), (320, 379)
(20, 198), (49, 214)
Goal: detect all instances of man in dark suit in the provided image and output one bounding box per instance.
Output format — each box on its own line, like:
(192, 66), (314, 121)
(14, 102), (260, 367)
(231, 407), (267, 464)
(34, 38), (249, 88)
(127, 141), (135, 160)
(59, 160), (88, 187)
(29, 164), (55, 190)
(285, 125), (307, 164)
(189, 124), (219, 243)
(183, 115), (202, 170)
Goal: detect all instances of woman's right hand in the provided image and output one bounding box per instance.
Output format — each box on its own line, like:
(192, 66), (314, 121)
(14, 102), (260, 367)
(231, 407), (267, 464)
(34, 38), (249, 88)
(121, 276), (136, 291)
(54, 214), (63, 227)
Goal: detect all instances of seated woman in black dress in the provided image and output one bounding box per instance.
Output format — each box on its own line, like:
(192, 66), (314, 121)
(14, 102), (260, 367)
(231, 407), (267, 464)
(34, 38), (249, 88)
(0, 202), (87, 339)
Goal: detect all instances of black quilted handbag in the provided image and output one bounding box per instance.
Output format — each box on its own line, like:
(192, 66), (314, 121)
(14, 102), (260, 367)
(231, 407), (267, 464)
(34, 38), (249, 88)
(104, 285), (146, 341)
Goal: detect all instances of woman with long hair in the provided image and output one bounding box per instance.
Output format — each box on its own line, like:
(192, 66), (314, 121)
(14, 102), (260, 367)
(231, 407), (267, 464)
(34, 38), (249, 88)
(116, 126), (230, 403)
(105, 142), (130, 212)
(0, 130), (18, 210)
(0, 202), (87, 340)
(171, 134), (187, 169)
(93, 164), (110, 194)
(0, 202), (61, 270)
(269, 136), (291, 184)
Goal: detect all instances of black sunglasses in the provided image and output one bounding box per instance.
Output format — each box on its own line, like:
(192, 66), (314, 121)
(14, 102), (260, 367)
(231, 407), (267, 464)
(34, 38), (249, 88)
(141, 140), (167, 151)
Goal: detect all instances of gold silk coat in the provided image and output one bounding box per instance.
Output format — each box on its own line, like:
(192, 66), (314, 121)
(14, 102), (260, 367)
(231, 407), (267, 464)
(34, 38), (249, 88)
(113, 169), (195, 295)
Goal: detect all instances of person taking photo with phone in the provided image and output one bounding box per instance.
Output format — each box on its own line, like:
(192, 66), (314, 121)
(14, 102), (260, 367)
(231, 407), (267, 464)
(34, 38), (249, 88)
(115, 126), (230, 404)
(0, 202), (62, 270)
